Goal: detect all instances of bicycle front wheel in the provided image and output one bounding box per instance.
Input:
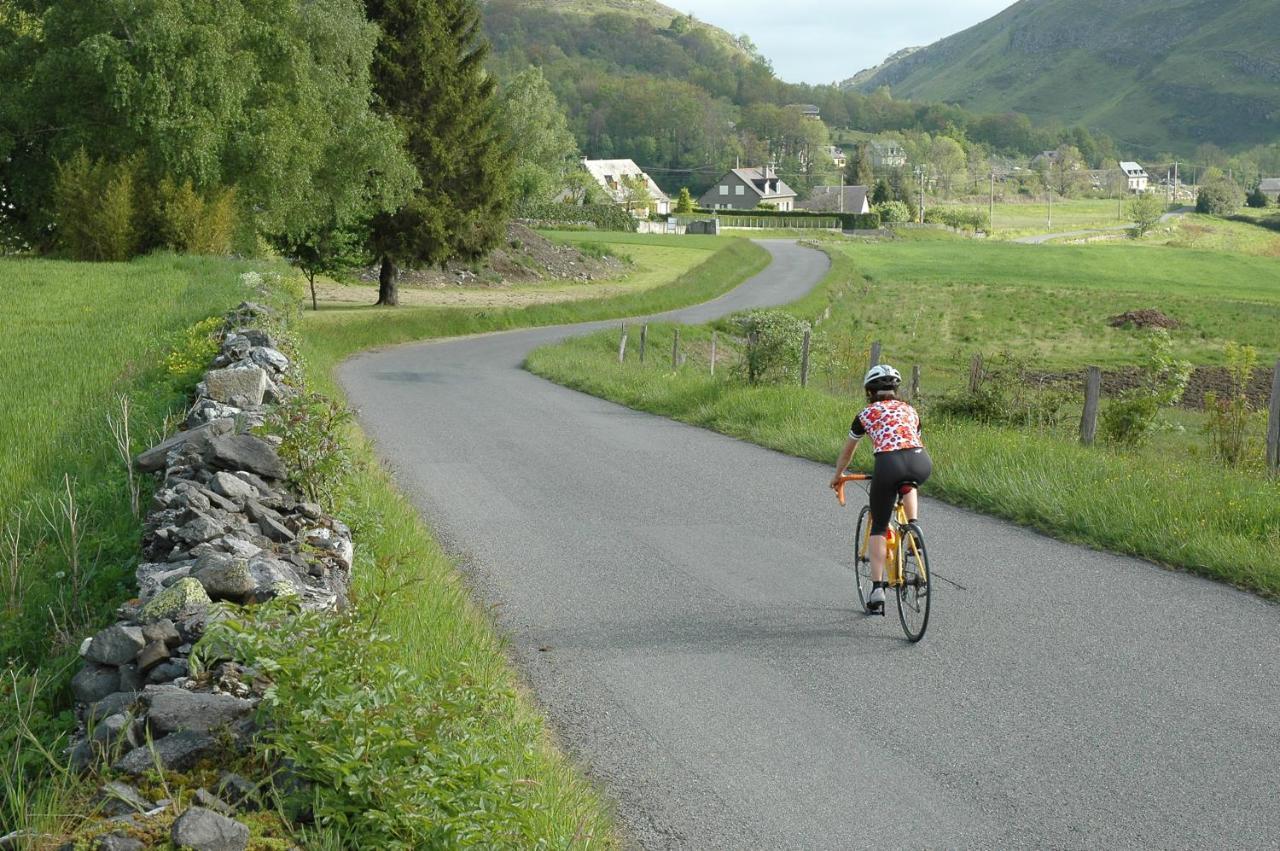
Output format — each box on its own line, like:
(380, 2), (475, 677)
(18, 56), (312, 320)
(896, 523), (931, 642)
(852, 505), (874, 611)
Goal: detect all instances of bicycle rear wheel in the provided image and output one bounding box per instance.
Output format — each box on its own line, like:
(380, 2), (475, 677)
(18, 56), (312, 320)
(896, 523), (931, 642)
(852, 505), (874, 611)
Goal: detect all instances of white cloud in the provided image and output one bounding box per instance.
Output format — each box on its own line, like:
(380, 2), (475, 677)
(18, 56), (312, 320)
(676, 0), (1015, 83)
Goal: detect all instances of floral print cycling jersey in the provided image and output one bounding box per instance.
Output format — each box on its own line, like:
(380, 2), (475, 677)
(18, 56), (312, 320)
(849, 400), (923, 454)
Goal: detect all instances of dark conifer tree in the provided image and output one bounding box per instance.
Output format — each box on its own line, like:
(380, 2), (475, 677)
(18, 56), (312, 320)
(366, 0), (512, 306)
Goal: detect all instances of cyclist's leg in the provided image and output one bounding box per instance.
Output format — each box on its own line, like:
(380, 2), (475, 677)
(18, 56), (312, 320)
(901, 448), (932, 522)
(866, 454), (899, 585)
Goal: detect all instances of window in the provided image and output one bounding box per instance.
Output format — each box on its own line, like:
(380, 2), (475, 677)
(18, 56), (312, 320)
(735, 185), (745, 196)
(719, 185), (729, 195)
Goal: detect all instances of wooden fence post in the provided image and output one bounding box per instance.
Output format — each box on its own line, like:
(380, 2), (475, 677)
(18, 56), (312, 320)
(800, 329), (811, 388)
(671, 328), (680, 370)
(868, 340), (882, 371)
(968, 353), (984, 394)
(617, 324), (628, 364)
(1267, 358), (1280, 473)
(910, 365), (921, 402)
(639, 324), (647, 363)
(710, 331), (717, 377)
(1080, 366), (1102, 446)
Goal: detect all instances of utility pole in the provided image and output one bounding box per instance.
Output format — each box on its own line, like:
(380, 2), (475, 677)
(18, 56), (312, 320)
(989, 171), (995, 230)
(1047, 187), (1053, 230)
(916, 166), (926, 223)
(1173, 160), (1180, 203)
(839, 168), (845, 214)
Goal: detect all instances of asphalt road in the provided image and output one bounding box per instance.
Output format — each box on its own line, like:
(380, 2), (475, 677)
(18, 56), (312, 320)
(338, 241), (1279, 849)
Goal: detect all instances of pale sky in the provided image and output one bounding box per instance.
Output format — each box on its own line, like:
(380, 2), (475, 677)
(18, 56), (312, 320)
(677, 0), (1016, 84)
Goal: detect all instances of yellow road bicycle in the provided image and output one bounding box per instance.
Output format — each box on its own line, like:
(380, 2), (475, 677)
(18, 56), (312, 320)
(835, 473), (931, 642)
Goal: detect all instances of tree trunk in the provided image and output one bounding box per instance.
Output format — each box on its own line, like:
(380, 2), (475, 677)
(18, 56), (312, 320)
(376, 255), (399, 306)
(308, 271), (318, 311)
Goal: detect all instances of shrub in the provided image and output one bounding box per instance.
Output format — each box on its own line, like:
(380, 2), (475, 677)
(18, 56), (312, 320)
(732, 309), (809, 384)
(1101, 330), (1190, 446)
(1196, 177), (1245, 216)
(164, 316), (226, 386)
(511, 200), (637, 232)
(52, 151), (140, 261)
(674, 187), (695, 213)
(155, 177), (237, 254)
(929, 352), (1074, 429)
(874, 200), (912, 224)
(1128, 193), (1165, 237)
(1246, 186), (1271, 209)
(1203, 343), (1259, 467)
(923, 207), (989, 232)
(257, 394), (354, 506)
(197, 602), (545, 848)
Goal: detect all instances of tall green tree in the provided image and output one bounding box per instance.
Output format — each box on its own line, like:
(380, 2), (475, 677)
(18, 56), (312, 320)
(844, 144), (874, 187)
(499, 68), (579, 203)
(366, 0), (512, 306)
(0, 0), (408, 252)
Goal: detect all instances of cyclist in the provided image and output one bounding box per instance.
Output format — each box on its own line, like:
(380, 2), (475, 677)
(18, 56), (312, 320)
(828, 364), (931, 614)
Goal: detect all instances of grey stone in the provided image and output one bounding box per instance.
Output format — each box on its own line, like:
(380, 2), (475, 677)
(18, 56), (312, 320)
(187, 399), (243, 428)
(231, 470), (275, 494)
(117, 663), (144, 693)
(137, 562), (193, 599)
(90, 713), (139, 751)
(139, 578), (211, 624)
(95, 834), (145, 851)
(209, 471), (256, 501)
(147, 689), (255, 736)
(135, 420), (232, 473)
(193, 788), (235, 816)
(96, 780), (152, 817)
(72, 664), (121, 705)
(146, 658), (190, 685)
(194, 555), (256, 603)
(298, 502), (323, 520)
(86, 691), (142, 725)
(171, 806), (249, 851)
(204, 434), (286, 480)
(218, 537), (262, 559)
(247, 501), (294, 543)
(216, 773), (261, 812)
(194, 484), (240, 513)
(176, 512), (226, 546)
(142, 618), (181, 647)
(86, 625), (146, 666)
(114, 730), (215, 776)
(248, 346), (289, 372)
(228, 328), (274, 348)
(204, 367), (268, 408)
(136, 640), (170, 672)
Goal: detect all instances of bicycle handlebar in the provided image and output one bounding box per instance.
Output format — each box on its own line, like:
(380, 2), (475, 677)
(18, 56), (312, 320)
(833, 473), (870, 506)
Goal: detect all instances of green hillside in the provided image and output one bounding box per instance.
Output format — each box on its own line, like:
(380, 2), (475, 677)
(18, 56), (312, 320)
(852, 0), (1280, 156)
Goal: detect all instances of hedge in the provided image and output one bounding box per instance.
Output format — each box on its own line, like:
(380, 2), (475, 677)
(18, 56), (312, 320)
(512, 200), (638, 232)
(693, 207), (880, 230)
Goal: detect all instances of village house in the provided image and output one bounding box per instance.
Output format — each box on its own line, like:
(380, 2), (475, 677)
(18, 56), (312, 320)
(1118, 161), (1149, 193)
(787, 103), (822, 121)
(824, 145), (847, 169)
(1259, 177), (1280, 203)
(798, 185), (870, 214)
(869, 140), (907, 169)
(579, 158), (671, 216)
(699, 166), (797, 211)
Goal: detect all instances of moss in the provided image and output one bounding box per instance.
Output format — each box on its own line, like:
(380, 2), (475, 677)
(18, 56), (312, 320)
(139, 577), (211, 623)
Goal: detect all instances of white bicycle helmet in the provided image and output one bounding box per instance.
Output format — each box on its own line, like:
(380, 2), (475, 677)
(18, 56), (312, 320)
(863, 363), (902, 390)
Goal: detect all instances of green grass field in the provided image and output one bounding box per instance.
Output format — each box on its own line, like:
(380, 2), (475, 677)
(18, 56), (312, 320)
(527, 236), (1280, 597)
(0, 253), (258, 831)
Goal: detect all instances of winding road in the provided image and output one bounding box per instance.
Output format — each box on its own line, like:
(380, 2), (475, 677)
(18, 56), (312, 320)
(338, 241), (1279, 849)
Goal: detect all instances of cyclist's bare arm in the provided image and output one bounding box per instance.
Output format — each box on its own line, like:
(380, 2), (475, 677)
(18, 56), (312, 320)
(830, 437), (859, 490)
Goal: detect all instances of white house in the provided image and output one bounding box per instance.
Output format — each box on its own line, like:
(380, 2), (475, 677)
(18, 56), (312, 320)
(698, 166), (797, 212)
(870, 140), (907, 169)
(580, 158), (671, 216)
(1119, 161), (1149, 193)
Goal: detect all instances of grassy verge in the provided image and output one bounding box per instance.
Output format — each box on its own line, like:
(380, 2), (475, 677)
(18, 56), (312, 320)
(526, 244), (1280, 597)
(1, 254), (259, 832)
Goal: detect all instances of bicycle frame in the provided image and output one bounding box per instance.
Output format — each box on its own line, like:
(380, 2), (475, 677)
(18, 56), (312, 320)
(834, 474), (927, 587)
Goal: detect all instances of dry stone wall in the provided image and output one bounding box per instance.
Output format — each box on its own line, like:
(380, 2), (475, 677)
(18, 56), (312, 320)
(55, 300), (353, 846)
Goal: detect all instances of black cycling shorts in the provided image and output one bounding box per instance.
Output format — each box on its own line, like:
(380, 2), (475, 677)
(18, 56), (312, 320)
(868, 447), (932, 536)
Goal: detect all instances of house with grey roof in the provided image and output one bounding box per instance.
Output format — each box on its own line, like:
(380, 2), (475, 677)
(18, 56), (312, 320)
(1259, 178), (1280, 203)
(787, 103), (821, 121)
(698, 167), (798, 212)
(579, 158), (671, 216)
(1119, 161), (1149, 193)
(869, 140), (907, 169)
(798, 185), (870, 214)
